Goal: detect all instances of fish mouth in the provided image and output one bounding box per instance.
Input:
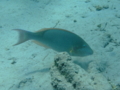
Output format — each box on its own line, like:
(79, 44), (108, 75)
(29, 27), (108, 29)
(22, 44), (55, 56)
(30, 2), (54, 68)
(88, 49), (93, 55)
(83, 49), (93, 56)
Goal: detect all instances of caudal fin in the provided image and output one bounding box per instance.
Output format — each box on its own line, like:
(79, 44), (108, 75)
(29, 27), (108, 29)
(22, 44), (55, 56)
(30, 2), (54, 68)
(13, 29), (33, 46)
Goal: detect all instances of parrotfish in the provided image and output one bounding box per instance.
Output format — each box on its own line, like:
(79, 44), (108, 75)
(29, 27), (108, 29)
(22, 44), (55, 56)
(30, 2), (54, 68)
(13, 28), (93, 56)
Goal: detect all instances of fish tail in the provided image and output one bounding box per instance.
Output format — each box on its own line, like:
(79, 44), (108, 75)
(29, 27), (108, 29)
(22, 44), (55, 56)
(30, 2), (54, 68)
(13, 29), (34, 46)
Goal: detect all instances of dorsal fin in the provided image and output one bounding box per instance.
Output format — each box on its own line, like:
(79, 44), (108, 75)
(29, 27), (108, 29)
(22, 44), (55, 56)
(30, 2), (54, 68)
(35, 28), (74, 34)
(35, 28), (49, 33)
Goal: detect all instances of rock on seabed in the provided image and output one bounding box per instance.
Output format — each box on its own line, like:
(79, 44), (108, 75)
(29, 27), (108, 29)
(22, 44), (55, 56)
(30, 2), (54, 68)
(50, 52), (112, 90)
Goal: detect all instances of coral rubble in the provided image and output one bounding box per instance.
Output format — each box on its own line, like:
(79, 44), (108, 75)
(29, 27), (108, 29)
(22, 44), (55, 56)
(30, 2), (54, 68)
(50, 52), (112, 90)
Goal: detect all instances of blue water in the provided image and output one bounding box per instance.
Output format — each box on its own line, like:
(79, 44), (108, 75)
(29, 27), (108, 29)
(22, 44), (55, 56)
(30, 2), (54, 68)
(0, 0), (120, 90)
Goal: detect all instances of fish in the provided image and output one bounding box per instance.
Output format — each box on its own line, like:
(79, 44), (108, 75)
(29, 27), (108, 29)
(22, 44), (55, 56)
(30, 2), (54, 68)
(13, 28), (93, 56)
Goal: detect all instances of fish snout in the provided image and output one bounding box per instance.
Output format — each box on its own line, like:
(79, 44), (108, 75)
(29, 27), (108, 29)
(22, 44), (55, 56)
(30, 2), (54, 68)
(77, 47), (93, 57)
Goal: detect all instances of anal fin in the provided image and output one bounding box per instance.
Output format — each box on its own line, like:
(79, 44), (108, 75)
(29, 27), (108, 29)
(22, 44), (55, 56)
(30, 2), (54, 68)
(32, 40), (50, 48)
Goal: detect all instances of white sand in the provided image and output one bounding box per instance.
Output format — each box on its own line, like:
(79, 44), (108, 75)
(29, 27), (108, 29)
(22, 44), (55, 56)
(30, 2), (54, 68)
(0, 0), (120, 90)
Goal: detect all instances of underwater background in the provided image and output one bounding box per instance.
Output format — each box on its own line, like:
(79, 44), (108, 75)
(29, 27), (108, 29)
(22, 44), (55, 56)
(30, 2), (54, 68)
(0, 0), (120, 90)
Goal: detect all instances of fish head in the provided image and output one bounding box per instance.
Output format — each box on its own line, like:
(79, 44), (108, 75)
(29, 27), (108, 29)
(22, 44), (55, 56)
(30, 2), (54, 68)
(70, 43), (93, 57)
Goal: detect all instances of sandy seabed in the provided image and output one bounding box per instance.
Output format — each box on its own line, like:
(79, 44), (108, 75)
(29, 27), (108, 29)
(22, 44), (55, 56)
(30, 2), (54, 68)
(0, 0), (120, 90)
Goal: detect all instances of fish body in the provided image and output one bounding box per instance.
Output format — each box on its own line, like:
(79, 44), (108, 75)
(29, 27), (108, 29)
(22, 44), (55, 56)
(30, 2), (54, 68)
(14, 28), (93, 56)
